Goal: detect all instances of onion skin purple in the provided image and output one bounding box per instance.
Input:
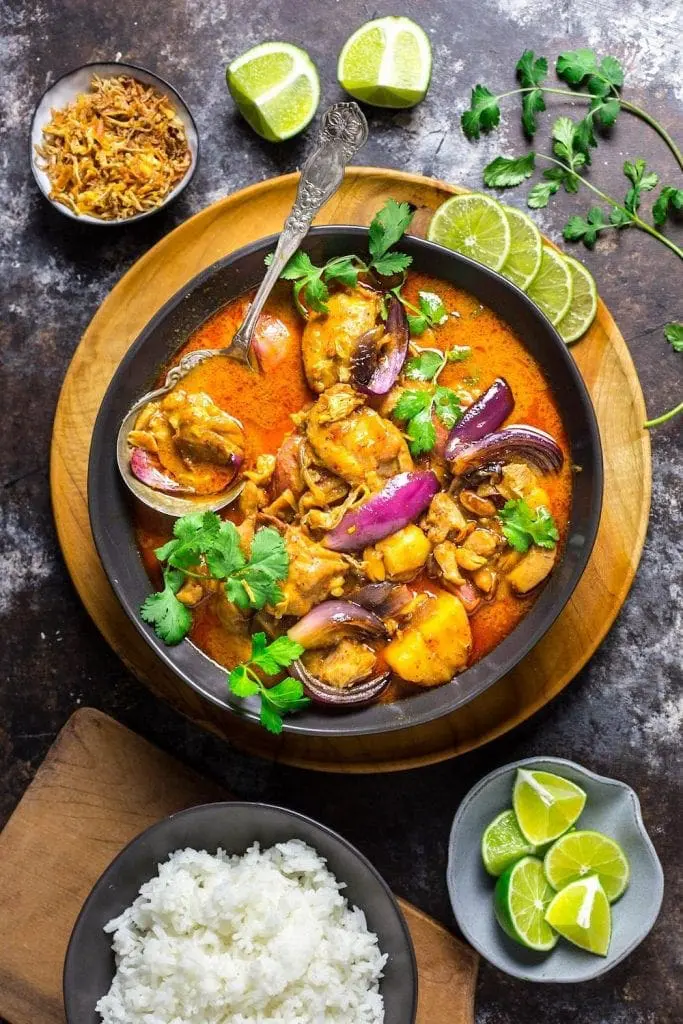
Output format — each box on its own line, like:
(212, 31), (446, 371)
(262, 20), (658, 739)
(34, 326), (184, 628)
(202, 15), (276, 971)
(289, 660), (391, 708)
(130, 448), (188, 493)
(351, 295), (409, 396)
(324, 471), (440, 552)
(348, 582), (413, 616)
(287, 600), (387, 648)
(450, 425), (565, 476)
(445, 377), (514, 460)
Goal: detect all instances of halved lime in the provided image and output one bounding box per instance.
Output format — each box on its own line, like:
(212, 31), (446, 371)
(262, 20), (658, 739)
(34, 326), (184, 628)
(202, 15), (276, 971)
(227, 42), (320, 142)
(556, 255), (598, 343)
(501, 206), (542, 291)
(494, 856), (558, 951)
(513, 769), (586, 846)
(482, 809), (538, 876)
(427, 194), (511, 271)
(338, 16), (432, 108)
(544, 830), (629, 902)
(545, 875), (612, 955)
(525, 245), (573, 325)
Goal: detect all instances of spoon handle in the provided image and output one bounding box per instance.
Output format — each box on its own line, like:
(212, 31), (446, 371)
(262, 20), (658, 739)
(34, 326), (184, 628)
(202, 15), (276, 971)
(228, 102), (369, 363)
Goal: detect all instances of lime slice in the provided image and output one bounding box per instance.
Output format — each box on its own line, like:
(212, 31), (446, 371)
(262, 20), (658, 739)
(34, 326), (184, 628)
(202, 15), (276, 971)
(513, 769), (586, 846)
(545, 875), (612, 955)
(338, 16), (432, 109)
(500, 206), (542, 291)
(427, 194), (511, 271)
(544, 830), (629, 902)
(556, 255), (598, 343)
(494, 856), (558, 951)
(227, 42), (320, 142)
(482, 809), (538, 876)
(525, 245), (573, 325)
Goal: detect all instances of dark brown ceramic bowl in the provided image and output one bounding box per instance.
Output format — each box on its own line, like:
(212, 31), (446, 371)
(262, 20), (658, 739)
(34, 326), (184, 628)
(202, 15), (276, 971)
(63, 802), (417, 1022)
(88, 227), (603, 737)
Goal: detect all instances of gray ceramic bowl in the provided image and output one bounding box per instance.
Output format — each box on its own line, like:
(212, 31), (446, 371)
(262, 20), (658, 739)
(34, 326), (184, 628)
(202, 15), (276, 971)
(63, 802), (417, 1022)
(447, 757), (663, 982)
(30, 61), (198, 225)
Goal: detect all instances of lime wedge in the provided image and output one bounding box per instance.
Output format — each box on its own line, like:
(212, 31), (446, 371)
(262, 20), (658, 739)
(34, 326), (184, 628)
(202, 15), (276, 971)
(427, 194), (511, 271)
(338, 16), (432, 108)
(494, 856), (558, 951)
(513, 769), (586, 845)
(545, 875), (612, 955)
(227, 42), (320, 141)
(500, 206), (542, 291)
(525, 245), (573, 325)
(544, 830), (629, 902)
(482, 809), (538, 876)
(556, 255), (598, 343)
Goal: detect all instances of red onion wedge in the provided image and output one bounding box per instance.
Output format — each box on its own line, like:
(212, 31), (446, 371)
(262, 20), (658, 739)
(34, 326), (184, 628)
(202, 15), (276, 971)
(445, 377), (514, 460)
(348, 582), (413, 616)
(324, 471), (440, 552)
(129, 448), (189, 494)
(351, 295), (409, 396)
(289, 660), (391, 708)
(287, 600), (387, 649)
(450, 425), (565, 477)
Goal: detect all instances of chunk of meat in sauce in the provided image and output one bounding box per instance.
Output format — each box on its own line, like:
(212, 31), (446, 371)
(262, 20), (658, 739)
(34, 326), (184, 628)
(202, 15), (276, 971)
(385, 590), (472, 685)
(302, 639), (377, 689)
(306, 384), (412, 489)
(302, 289), (381, 393)
(507, 545), (557, 594)
(421, 492), (468, 544)
(497, 462), (550, 510)
(269, 525), (349, 619)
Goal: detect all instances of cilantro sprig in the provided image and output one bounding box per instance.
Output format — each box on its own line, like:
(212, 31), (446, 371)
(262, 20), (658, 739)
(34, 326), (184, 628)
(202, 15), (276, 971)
(403, 290), (448, 336)
(498, 499), (559, 552)
(228, 632), (309, 734)
(643, 324), (683, 429)
(140, 512), (289, 645)
(393, 386), (462, 456)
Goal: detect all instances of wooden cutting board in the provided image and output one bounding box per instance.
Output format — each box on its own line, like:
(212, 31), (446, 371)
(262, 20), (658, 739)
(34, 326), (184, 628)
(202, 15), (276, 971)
(50, 167), (651, 770)
(0, 708), (478, 1024)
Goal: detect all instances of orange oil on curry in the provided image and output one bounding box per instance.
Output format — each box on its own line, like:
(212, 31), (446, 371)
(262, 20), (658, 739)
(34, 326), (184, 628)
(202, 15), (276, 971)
(135, 275), (573, 684)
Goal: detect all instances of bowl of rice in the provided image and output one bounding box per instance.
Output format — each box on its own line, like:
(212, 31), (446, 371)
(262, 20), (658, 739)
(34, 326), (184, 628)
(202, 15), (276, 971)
(63, 802), (417, 1023)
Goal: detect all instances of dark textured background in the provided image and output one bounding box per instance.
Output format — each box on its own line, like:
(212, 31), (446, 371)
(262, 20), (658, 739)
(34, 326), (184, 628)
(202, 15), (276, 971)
(1, 0), (681, 1020)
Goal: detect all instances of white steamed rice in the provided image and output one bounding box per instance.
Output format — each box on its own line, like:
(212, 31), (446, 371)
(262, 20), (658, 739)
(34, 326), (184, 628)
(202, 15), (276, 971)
(96, 840), (387, 1024)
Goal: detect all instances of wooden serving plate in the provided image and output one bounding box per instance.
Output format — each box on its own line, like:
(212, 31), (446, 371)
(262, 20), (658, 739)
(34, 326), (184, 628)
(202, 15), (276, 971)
(50, 168), (651, 772)
(0, 709), (478, 1024)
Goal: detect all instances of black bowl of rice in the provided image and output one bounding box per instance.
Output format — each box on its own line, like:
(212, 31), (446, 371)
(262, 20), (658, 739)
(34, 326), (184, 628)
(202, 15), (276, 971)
(63, 802), (417, 1023)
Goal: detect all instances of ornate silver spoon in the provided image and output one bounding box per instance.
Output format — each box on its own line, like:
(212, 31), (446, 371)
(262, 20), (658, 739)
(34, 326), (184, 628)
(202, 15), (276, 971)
(116, 102), (369, 518)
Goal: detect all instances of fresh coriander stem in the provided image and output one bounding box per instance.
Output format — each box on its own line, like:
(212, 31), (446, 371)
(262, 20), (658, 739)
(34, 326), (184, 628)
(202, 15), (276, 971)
(495, 87), (683, 170)
(537, 154), (683, 259)
(643, 401), (683, 428)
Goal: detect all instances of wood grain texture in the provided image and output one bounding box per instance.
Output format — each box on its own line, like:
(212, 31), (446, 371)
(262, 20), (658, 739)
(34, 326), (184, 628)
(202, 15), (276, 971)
(0, 708), (478, 1024)
(50, 168), (651, 772)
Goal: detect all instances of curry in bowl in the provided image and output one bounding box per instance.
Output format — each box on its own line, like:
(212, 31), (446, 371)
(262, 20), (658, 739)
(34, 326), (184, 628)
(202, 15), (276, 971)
(124, 204), (579, 733)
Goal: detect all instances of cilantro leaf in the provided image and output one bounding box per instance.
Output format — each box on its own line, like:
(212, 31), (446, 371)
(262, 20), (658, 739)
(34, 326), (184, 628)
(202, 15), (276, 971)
(140, 568), (192, 645)
(498, 499), (559, 552)
(433, 386), (462, 429)
(597, 55), (624, 89)
(406, 407), (437, 456)
(204, 520), (245, 579)
(406, 291), (448, 336)
(652, 186), (683, 226)
(447, 345), (471, 362)
(592, 96), (620, 128)
(393, 389), (432, 421)
(556, 49), (598, 85)
(227, 526), (288, 611)
(522, 89), (546, 138)
(664, 322), (683, 352)
(251, 633), (305, 675)
(227, 633), (310, 734)
(528, 179), (560, 209)
(279, 250), (318, 281)
(483, 153), (536, 188)
(368, 199), (414, 260)
(623, 159), (659, 213)
(371, 251), (413, 276)
(551, 117), (586, 172)
(299, 275), (330, 315)
(563, 207), (609, 247)
(393, 385), (461, 455)
(516, 50), (547, 137)
(461, 85), (501, 140)
(227, 664), (260, 697)
(405, 350), (444, 380)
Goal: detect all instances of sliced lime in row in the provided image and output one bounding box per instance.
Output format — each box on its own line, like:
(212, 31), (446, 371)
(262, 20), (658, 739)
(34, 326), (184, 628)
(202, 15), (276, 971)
(227, 42), (320, 142)
(556, 255), (598, 343)
(501, 205), (542, 290)
(338, 16), (432, 109)
(427, 193), (511, 271)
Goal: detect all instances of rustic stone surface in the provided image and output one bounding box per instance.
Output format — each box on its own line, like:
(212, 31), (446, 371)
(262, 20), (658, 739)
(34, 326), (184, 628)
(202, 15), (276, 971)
(0, 1), (681, 1021)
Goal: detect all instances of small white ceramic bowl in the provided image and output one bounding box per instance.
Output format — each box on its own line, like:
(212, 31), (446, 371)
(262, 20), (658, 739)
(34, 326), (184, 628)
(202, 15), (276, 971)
(30, 61), (199, 226)
(447, 756), (664, 982)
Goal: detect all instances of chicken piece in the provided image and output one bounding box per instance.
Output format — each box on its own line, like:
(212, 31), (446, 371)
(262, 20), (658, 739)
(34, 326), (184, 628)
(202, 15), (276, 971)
(244, 454), (276, 487)
(272, 434), (305, 498)
(363, 525), (432, 582)
(238, 480), (269, 517)
(175, 578), (208, 608)
(302, 289), (381, 393)
(507, 546), (557, 594)
(298, 438), (350, 509)
(459, 490), (498, 518)
(454, 547), (487, 572)
(385, 590), (472, 685)
(306, 384), (413, 488)
(472, 566), (497, 595)
(302, 640), (377, 689)
(497, 463), (550, 510)
(270, 526), (349, 618)
(421, 492), (469, 544)
(463, 528), (499, 558)
(432, 542), (465, 588)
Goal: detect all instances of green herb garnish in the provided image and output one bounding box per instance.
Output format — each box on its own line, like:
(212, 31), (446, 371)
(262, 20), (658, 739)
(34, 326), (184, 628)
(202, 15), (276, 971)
(404, 290), (448, 336)
(140, 512), (289, 645)
(405, 349), (445, 381)
(498, 499), (559, 552)
(643, 324), (683, 429)
(447, 345), (472, 362)
(393, 386), (462, 456)
(228, 632), (309, 734)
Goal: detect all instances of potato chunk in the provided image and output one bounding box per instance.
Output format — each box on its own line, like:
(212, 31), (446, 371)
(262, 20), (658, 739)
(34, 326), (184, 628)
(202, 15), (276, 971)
(507, 546), (557, 594)
(385, 590), (472, 686)
(364, 525), (432, 582)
